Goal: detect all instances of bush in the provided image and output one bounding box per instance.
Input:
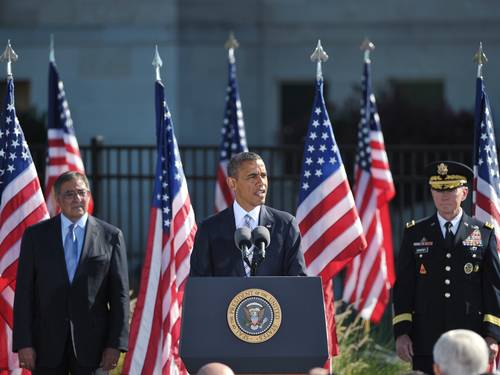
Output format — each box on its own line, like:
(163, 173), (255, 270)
(331, 304), (410, 375)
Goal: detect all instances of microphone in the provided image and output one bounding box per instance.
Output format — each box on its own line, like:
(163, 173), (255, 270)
(251, 226), (270, 259)
(234, 227), (252, 255)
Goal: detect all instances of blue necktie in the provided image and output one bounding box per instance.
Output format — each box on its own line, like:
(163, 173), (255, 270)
(244, 214), (253, 229)
(64, 224), (79, 282)
(243, 215), (253, 276)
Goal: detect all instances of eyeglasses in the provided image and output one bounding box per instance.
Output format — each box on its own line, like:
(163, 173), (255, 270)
(61, 189), (90, 200)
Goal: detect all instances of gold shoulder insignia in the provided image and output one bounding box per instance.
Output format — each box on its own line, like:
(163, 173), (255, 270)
(406, 220), (416, 229)
(485, 222), (494, 230)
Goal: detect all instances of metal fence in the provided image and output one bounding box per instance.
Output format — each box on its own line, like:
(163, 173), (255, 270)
(30, 140), (474, 290)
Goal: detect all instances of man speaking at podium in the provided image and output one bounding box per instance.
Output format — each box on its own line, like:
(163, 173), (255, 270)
(190, 152), (306, 277)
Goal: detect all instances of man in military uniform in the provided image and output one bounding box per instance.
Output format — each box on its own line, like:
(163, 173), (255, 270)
(393, 161), (500, 374)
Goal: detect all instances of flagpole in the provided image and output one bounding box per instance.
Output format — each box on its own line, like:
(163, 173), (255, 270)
(310, 39), (328, 80)
(473, 42), (487, 79)
(225, 31), (239, 64)
(0, 40), (18, 78)
(360, 38), (375, 63)
(49, 34), (55, 63)
(152, 45), (163, 82)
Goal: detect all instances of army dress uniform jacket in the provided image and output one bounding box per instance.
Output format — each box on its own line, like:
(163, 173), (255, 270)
(393, 213), (500, 355)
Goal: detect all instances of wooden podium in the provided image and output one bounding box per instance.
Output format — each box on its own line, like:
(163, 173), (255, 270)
(180, 277), (328, 374)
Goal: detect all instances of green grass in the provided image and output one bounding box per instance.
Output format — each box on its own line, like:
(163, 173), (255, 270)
(331, 304), (411, 375)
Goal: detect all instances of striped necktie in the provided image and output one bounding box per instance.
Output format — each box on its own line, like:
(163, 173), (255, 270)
(243, 214), (253, 276)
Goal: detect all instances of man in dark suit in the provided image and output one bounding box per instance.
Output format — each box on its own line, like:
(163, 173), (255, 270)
(190, 152), (306, 276)
(13, 171), (129, 375)
(393, 161), (500, 374)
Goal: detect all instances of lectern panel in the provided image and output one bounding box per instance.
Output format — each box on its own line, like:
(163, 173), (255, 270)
(180, 276), (328, 373)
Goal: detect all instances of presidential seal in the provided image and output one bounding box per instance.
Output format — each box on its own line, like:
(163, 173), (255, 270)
(227, 288), (282, 343)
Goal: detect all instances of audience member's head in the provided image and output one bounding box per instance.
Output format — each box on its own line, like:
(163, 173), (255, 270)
(196, 362), (235, 375)
(433, 329), (489, 375)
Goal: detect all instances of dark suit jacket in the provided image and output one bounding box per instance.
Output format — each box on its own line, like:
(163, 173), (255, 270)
(393, 213), (500, 356)
(189, 205), (306, 276)
(13, 215), (129, 368)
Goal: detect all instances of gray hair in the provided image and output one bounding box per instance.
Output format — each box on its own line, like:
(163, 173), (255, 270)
(53, 171), (90, 195)
(226, 152), (263, 178)
(433, 329), (489, 375)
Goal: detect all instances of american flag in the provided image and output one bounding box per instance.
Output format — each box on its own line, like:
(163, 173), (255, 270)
(214, 47), (248, 212)
(124, 79), (197, 375)
(342, 59), (395, 323)
(296, 76), (367, 357)
(45, 58), (93, 216)
(0, 77), (49, 372)
(472, 75), (500, 253)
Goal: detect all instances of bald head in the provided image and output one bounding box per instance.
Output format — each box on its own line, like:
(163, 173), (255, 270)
(196, 363), (235, 375)
(308, 367), (329, 375)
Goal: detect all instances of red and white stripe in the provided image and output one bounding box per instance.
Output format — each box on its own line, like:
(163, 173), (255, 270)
(297, 167), (367, 356)
(214, 161), (232, 212)
(124, 183), (196, 375)
(473, 176), (500, 250)
(0, 165), (49, 372)
(343, 129), (395, 323)
(45, 129), (92, 216)
(297, 168), (367, 280)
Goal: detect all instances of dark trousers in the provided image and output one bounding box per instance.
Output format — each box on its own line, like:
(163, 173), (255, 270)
(33, 331), (98, 375)
(413, 355), (433, 375)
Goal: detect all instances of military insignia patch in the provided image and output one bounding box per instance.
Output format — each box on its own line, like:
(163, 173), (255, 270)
(437, 163), (448, 176)
(463, 229), (483, 247)
(485, 222), (494, 230)
(419, 264), (427, 274)
(415, 248), (429, 254)
(413, 237), (433, 247)
(227, 288), (282, 343)
(406, 220), (416, 228)
(464, 263), (474, 274)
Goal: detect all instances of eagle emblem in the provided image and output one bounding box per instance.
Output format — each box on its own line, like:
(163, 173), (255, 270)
(227, 288), (282, 343)
(243, 302), (269, 330)
(437, 163), (448, 176)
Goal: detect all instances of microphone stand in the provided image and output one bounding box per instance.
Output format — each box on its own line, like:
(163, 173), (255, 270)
(241, 244), (253, 273)
(250, 244), (265, 276)
(250, 255), (258, 276)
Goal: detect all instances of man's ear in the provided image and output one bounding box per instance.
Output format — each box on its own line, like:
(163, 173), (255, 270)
(461, 186), (469, 202)
(226, 176), (236, 192)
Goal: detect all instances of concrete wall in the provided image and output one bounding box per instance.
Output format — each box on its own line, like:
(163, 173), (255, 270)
(0, 0), (178, 145)
(1, 0), (499, 146)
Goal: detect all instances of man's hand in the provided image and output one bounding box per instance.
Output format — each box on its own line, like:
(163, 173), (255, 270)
(18, 347), (36, 371)
(396, 334), (414, 363)
(485, 336), (499, 362)
(100, 347), (120, 371)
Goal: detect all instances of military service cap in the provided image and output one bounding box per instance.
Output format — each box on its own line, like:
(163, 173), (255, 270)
(426, 161), (473, 191)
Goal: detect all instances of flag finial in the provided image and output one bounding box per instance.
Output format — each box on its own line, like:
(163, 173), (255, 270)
(473, 42), (488, 78)
(225, 32), (239, 50)
(225, 32), (239, 64)
(152, 45), (163, 82)
(0, 40), (18, 77)
(360, 38), (375, 62)
(310, 40), (328, 80)
(49, 34), (55, 63)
